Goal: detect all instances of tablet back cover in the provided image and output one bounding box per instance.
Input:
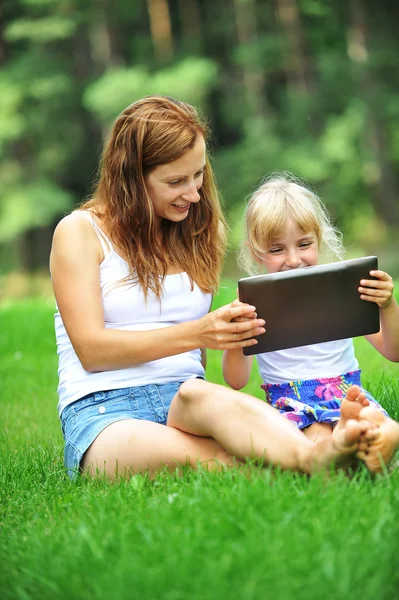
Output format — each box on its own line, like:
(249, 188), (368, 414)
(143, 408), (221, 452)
(238, 256), (380, 356)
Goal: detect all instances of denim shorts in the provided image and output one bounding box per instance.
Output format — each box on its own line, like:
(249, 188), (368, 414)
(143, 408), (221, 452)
(60, 381), (184, 479)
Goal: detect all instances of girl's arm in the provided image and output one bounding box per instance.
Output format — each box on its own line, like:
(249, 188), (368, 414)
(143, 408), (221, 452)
(200, 348), (207, 369)
(222, 347), (254, 390)
(360, 269), (399, 362)
(50, 214), (265, 372)
(222, 299), (264, 389)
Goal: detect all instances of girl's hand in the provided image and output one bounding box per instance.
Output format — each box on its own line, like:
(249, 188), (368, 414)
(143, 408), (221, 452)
(358, 270), (394, 309)
(198, 302), (266, 350)
(230, 297), (258, 323)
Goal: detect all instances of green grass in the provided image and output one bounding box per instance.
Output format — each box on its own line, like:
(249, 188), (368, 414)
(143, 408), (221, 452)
(1, 285), (399, 600)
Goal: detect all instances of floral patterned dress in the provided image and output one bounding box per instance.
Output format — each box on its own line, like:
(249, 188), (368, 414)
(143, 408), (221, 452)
(261, 370), (387, 429)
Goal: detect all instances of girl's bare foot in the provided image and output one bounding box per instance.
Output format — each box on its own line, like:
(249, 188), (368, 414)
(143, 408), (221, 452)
(333, 385), (370, 436)
(357, 407), (399, 473)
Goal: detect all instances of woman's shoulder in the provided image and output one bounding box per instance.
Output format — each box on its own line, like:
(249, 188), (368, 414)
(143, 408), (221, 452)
(55, 209), (92, 229)
(52, 210), (105, 260)
(53, 210), (99, 241)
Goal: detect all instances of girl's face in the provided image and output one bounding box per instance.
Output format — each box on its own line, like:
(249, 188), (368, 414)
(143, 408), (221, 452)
(145, 135), (206, 227)
(258, 219), (319, 273)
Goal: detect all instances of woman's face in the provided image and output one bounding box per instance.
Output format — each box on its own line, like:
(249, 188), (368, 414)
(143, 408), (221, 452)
(145, 136), (206, 226)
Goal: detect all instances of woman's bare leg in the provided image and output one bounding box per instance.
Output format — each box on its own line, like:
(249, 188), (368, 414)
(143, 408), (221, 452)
(301, 387), (375, 472)
(81, 382), (378, 479)
(167, 379), (370, 474)
(82, 419), (235, 478)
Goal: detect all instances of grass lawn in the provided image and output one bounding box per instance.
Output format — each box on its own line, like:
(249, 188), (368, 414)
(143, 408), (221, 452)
(1, 282), (399, 600)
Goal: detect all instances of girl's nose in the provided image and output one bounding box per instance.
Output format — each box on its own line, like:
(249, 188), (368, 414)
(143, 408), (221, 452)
(286, 251), (301, 267)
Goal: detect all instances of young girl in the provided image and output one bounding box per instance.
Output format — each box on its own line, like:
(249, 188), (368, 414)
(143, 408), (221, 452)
(223, 173), (399, 451)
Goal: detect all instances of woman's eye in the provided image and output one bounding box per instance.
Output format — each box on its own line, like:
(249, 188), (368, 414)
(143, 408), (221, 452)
(169, 171), (203, 186)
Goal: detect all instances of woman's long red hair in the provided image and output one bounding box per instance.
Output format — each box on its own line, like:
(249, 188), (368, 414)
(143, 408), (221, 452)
(80, 96), (227, 298)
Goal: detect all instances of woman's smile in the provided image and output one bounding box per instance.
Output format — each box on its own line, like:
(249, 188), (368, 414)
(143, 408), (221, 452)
(172, 202), (190, 213)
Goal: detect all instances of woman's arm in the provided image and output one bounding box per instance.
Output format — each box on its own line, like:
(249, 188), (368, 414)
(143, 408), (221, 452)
(360, 270), (399, 362)
(50, 214), (266, 372)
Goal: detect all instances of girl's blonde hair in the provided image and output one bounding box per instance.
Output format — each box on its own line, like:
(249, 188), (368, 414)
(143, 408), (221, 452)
(80, 95), (227, 298)
(239, 172), (345, 274)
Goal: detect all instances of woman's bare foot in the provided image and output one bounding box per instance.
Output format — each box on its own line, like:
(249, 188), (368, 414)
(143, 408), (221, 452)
(307, 418), (372, 472)
(333, 385), (370, 435)
(357, 407), (399, 473)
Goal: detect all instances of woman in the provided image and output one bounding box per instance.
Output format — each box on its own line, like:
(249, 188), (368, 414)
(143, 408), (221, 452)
(50, 96), (377, 479)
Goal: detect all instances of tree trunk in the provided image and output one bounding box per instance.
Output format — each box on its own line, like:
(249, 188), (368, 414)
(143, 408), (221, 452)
(146, 0), (174, 63)
(275, 0), (314, 95)
(232, 0), (269, 120)
(0, 2), (5, 65)
(347, 0), (399, 226)
(177, 0), (203, 54)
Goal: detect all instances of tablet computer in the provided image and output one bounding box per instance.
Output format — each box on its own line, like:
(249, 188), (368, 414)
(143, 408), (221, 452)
(238, 256), (380, 356)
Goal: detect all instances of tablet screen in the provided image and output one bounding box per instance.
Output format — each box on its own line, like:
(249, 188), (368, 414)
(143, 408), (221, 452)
(238, 256), (380, 355)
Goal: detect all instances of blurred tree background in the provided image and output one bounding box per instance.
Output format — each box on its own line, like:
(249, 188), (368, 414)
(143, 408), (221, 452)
(1, 0), (398, 296)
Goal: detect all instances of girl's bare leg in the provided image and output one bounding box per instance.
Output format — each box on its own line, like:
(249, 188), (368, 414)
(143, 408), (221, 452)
(82, 419), (235, 479)
(304, 423), (333, 443)
(168, 379), (369, 474)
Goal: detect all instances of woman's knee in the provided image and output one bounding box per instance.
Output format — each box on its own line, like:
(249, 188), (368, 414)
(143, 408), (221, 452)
(177, 378), (219, 404)
(177, 379), (255, 424)
(168, 379), (230, 429)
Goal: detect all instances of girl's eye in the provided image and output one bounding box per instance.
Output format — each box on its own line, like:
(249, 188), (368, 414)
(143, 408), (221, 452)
(195, 170), (205, 178)
(299, 242), (312, 248)
(269, 248), (283, 254)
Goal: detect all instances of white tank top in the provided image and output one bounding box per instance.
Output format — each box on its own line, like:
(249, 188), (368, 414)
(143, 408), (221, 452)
(55, 213), (212, 415)
(256, 338), (359, 384)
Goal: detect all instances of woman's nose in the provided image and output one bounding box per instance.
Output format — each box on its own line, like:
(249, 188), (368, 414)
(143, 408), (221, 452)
(181, 182), (201, 203)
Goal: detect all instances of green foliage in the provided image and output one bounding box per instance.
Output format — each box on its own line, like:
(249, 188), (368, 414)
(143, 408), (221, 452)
(0, 77), (25, 151)
(83, 58), (219, 123)
(233, 34), (284, 70)
(0, 180), (73, 242)
(1, 0), (399, 271)
(4, 16), (76, 43)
